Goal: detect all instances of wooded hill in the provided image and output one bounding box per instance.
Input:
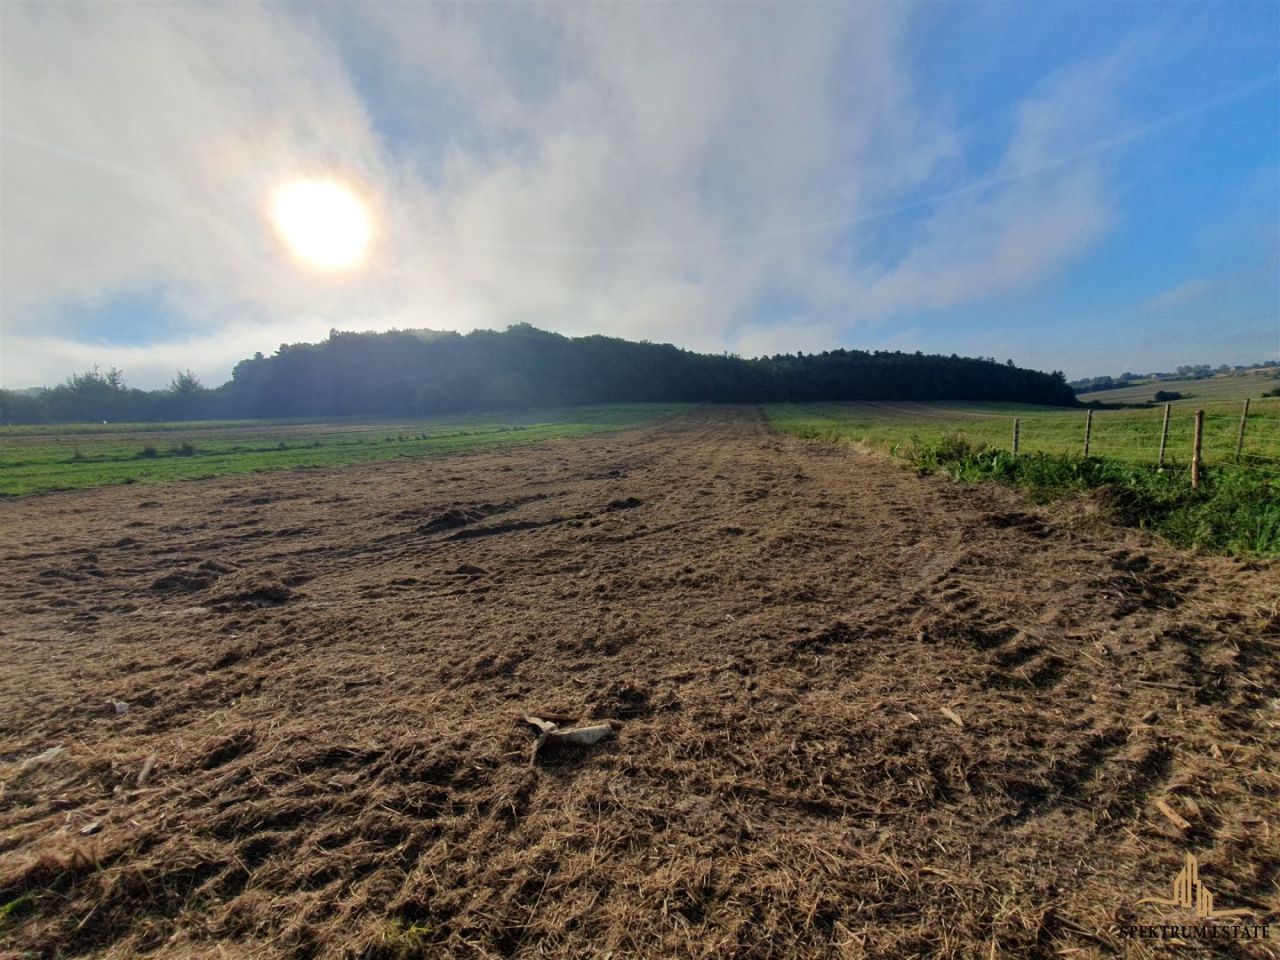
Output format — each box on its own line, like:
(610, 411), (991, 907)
(1, 324), (1077, 423)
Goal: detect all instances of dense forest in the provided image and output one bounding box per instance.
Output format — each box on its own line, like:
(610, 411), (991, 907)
(0, 324), (1077, 424)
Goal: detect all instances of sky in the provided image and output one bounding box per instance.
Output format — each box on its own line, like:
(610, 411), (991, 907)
(1, 1), (1277, 390)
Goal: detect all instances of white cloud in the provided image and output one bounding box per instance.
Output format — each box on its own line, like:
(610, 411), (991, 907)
(1140, 278), (1215, 313)
(1, 2), (1121, 388)
(0, 3), (391, 378)
(849, 58), (1121, 316)
(731, 321), (845, 360)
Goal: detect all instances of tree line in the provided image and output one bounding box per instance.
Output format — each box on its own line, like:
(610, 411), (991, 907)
(0, 324), (1077, 424)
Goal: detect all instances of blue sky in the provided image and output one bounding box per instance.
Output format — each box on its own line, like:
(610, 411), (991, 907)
(1, 1), (1276, 389)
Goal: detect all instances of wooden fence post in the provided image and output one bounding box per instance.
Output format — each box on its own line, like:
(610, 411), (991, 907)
(1191, 409), (1204, 489)
(1012, 417), (1020, 455)
(1235, 398), (1250, 464)
(1157, 403), (1171, 470)
(1083, 409), (1093, 457)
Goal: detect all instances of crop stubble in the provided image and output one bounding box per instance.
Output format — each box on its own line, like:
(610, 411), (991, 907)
(1, 407), (1276, 958)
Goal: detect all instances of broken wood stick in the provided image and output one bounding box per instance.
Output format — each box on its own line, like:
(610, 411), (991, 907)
(1155, 797), (1191, 831)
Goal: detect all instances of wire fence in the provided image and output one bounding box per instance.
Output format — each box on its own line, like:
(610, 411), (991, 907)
(1007, 403), (1280, 478)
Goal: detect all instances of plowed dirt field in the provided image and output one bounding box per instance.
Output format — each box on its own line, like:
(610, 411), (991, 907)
(2, 406), (1276, 959)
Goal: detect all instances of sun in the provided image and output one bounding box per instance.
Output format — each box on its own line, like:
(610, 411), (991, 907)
(269, 178), (372, 271)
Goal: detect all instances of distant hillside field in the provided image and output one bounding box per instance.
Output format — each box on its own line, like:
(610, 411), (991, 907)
(1077, 368), (1280, 406)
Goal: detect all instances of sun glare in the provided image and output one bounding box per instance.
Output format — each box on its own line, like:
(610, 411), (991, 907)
(269, 178), (372, 271)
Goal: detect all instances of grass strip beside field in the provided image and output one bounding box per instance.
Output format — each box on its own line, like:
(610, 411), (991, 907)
(766, 402), (1280, 556)
(0, 404), (691, 496)
(765, 399), (1280, 466)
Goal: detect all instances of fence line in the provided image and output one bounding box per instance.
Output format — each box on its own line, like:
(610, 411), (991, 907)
(1003, 401), (1280, 483)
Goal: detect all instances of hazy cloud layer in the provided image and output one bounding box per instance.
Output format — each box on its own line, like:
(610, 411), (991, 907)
(0, 2), (1182, 387)
(1140, 279), (1215, 313)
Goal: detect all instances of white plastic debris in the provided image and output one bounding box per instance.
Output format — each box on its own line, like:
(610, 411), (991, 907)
(523, 715), (615, 762)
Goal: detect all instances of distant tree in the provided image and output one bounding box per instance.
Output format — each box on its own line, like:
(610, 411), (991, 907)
(169, 369), (201, 394)
(48, 365), (134, 421)
(163, 369), (207, 419)
(1153, 390), (1183, 402)
(65, 365), (124, 394)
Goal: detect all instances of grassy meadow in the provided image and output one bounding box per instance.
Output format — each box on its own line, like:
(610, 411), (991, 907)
(0, 404), (690, 496)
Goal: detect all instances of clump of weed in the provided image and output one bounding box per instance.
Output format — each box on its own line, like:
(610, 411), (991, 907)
(136, 445), (158, 459)
(170, 442), (196, 457)
(0, 892), (37, 929)
(797, 424), (841, 442)
(900, 431), (978, 473)
(364, 917), (440, 959)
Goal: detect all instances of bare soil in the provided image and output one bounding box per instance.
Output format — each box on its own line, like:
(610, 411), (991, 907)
(1, 406), (1277, 959)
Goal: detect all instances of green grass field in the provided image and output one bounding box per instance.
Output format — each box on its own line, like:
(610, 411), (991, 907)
(765, 399), (1280, 471)
(765, 400), (1280, 555)
(1077, 368), (1280, 406)
(0, 404), (691, 496)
